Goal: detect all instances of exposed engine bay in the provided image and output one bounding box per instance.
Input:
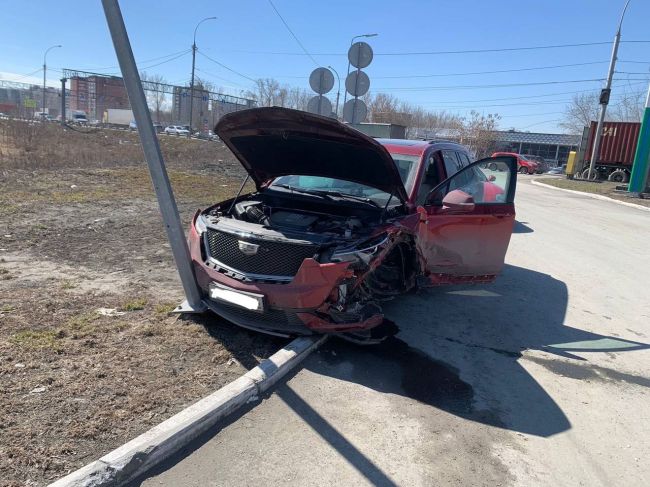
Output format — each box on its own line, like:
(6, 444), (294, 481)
(204, 190), (386, 245)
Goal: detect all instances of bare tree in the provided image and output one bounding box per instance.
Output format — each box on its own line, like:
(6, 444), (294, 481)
(560, 93), (600, 134)
(458, 111), (501, 158)
(286, 86), (310, 110)
(561, 88), (645, 134)
(140, 71), (167, 122)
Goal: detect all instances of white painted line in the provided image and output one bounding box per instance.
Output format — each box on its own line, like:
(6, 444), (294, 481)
(531, 179), (650, 213)
(49, 335), (327, 487)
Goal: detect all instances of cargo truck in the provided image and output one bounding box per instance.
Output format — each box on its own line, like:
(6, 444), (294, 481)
(103, 108), (134, 127)
(579, 121), (641, 182)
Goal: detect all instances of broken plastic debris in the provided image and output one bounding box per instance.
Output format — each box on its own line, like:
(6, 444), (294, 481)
(30, 386), (47, 394)
(97, 308), (126, 317)
(14, 363), (25, 368)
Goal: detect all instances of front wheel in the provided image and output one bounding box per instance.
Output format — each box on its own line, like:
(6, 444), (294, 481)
(519, 166), (529, 175)
(582, 168), (598, 180)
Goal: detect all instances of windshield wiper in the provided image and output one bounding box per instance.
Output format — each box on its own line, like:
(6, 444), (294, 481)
(271, 184), (380, 208)
(305, 189), (381, 208)
(271, 183), (328, 197)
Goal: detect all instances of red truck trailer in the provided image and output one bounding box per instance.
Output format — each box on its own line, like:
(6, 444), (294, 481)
(581, 121), (641, 182)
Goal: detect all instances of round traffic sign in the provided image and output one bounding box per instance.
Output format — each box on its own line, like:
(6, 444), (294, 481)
(342, 98), (367, 124)
(309, 67), (335, 95)
(345, 70), (370, 97)
(348, 41), (373, 69)
(307, 95), (333, 116)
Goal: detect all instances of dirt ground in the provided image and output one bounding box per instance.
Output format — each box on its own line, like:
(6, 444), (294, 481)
(536, 177), (650, 208)
(0, 122), (284, 486)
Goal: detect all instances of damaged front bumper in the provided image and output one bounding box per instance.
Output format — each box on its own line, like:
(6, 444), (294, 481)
(188, 218), (386, 336)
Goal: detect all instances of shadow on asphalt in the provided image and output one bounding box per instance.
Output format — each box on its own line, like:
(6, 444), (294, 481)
(304, 264), (649, 438)
(133, 265), (649, 486)
(513, 220), (534, 233)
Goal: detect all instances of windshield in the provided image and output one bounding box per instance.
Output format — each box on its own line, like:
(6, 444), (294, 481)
(269, 153), (419, 206)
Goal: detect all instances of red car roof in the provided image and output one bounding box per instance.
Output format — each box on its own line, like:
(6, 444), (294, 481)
(377, 139), (431, 156)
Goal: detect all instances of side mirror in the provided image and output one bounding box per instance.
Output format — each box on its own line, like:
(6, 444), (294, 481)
(441, 189), (475, 213)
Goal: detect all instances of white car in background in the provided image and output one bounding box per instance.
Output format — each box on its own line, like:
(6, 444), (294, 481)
(164, 125), (190, 136)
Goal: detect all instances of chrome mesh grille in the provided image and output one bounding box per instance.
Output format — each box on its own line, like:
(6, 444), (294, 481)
(205, 228), (319, 277)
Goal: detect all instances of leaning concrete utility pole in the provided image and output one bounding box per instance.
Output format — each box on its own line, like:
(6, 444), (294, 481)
(586, 0), (631, 180)
(188, 17), (216, 136)
(102, 0), (205, 313)
(628, 83), (650, 193)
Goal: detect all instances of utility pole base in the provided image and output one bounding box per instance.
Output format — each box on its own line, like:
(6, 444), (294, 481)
(173, 299), (208, 314)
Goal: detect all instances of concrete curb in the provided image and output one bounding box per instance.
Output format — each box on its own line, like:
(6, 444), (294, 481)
(49, 335), (328, 487)
(531, 179), (650, 213)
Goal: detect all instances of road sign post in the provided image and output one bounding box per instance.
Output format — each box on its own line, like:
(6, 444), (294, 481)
(102, 0), (206, 313)
(628, 84), (650, 193)
(343, 41), (372, 124)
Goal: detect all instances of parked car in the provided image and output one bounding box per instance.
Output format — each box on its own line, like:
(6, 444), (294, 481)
(164, 125), (190, 136)
(153, 122), (164, 134)
(188, 107), (517, 340)
(491, 152), (538, 174)
(522, 155), (549, 174)
(547, 165), (566, 175)
(129, 120), (137, 131)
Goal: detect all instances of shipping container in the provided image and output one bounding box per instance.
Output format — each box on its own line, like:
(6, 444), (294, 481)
(580, 121), (641, 182)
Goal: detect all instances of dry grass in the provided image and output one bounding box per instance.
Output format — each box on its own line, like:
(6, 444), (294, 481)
(0, 119), (230, 170)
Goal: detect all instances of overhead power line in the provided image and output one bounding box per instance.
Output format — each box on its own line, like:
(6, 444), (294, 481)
(197, 50), (257, 83)
(222, 40), (650, 57)
(84, 49), (192, 72)
(266, 0), (319, 66)
(195, 67), (248, 88)
(373, 61), (610, 79)
(374, 77), (650, 92)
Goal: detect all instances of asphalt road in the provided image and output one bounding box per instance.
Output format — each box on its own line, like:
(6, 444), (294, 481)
(140, 177), (650, 487)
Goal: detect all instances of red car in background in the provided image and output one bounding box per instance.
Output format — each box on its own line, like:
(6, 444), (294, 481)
(188, 107), (517, 340)
(491, 151), (538, 174)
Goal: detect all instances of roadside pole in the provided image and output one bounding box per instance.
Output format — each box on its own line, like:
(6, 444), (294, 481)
(60, 78), (66, 127)
(586, 0), (631, 180)
(628, 84), (650, 193)
(101, 0), (206, 313)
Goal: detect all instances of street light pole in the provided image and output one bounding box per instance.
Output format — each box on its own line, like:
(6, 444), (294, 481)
(189, 16), (216, 136)
(43, 44), (62, 119)
(586, 0), (631, 180)
(342, 33), (377, 111)
(328, 65), (341, 119)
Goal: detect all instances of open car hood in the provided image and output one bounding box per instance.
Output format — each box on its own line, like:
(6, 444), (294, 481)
(215, 107), (408, 202)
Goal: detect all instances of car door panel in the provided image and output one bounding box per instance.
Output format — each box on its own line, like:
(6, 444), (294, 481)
(416, 156), (517, 285)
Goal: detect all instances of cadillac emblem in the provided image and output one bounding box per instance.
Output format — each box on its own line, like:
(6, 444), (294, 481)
(238, 240), (259, 256)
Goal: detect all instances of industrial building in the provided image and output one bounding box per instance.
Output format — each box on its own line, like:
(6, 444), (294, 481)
(491, 130), (581, 164)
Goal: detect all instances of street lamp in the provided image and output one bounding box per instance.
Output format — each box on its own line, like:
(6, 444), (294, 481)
(342, 33), (377, 110)
(328, 65), (341, 119)
(43, 44), (62, 119)
(189, 16), (216, 135)
(586, 0), (631, 180)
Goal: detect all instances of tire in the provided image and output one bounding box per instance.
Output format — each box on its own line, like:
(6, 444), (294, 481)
(488, 162), (498, 171)
(582, 168), (598, 180)
(608, 170), (629, 183)
(519, 166), (528, 175)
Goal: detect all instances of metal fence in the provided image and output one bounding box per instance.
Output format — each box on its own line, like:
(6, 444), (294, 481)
(0, 69), (256, 129)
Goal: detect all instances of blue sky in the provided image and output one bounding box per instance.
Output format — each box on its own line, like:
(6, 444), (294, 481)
(2, 0), (649, 132)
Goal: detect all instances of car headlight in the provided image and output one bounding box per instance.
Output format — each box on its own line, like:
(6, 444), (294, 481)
(194, 213), (208, 235)
(331, 234), (389, 263)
